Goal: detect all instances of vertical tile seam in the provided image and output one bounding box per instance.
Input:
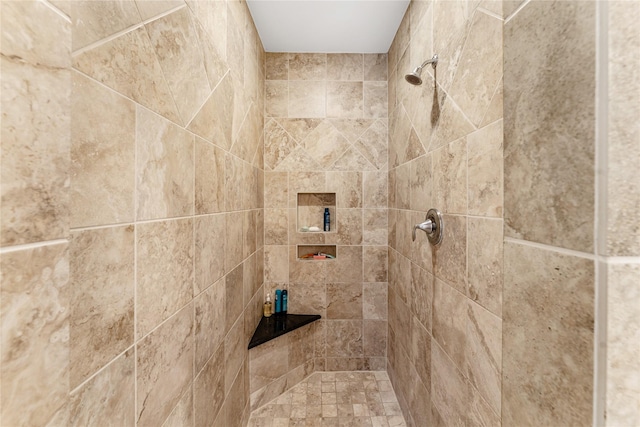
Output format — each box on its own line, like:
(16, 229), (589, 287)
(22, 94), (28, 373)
(594, 1), (609, 425)
(133, 101), (139, 425)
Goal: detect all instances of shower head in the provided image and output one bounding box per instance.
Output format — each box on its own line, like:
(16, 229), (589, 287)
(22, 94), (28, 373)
(405, 68), (423, 85)
(404, 54), (438, 86)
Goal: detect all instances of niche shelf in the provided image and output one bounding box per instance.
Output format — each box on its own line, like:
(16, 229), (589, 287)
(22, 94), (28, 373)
(297, 244), (337, 260)
(297, 193), (335, 233)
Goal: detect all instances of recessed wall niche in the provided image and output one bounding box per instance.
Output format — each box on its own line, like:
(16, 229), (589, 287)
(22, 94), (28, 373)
(296, 193), (336, 232)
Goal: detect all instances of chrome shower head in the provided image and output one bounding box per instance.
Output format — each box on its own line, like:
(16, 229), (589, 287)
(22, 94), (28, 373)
(405, 54), (438, 86)
(405, 67), (423, 85)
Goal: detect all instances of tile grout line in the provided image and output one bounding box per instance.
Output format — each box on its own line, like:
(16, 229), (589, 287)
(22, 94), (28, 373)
(40, 0), (71, 23)
(71, 4), (186, 57)
(0, 238), (68, 254)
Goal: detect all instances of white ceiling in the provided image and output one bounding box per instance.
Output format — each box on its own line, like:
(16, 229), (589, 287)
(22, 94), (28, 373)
(246, 1), (410, 53)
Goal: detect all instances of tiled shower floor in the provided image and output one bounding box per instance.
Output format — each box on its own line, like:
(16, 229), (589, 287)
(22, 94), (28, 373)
(248, 371), (407, 427)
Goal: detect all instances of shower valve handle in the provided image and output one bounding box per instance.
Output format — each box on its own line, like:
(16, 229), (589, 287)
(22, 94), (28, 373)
(412, 220), (435, 241)
(411, 209), (444, 246)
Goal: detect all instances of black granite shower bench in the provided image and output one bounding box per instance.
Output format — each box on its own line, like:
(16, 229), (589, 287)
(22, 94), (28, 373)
(247, 313), (321, 349)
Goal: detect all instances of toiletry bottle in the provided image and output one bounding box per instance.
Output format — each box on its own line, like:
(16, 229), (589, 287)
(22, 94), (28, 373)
(324, 208), (330, 232)
(275, 289), (282, 314)
(282, 286), (288, 314)
(263, 293), (272, 317)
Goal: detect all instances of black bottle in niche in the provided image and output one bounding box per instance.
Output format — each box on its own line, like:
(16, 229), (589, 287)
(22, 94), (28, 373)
(324, 208), (330, 232)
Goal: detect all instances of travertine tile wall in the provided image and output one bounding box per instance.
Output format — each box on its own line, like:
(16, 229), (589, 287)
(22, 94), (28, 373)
(504, 1), (640, 425)
(503, 2), (596, 425)
(262, 53), (390, 401)
(603, 2), (640, 425)
(1, 1), (265, 426)
(387, 0), (504, 425)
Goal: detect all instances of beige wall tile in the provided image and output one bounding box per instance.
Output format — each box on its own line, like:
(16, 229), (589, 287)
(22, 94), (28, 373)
(188, 73), (235, 150)
(327, 283), (363, 319)
(289, 54), (327, 80)
(434, 214), (467, 294)
(68, 349), (135, 426)
(432, 278), (467, 369)
(289, 326), (315, 368)
(136, 107), (194, 221)
(431, 0), (468, 94)
(195, 139), (225, 214)
(73, 27), (181, 123)
(467, 120), (503, 218)
(410, 316), (431, 392)
(164, 384), (194, 426)
(363, 282), (387, 321)
(288, 282), (327, 317)
(409, 154), (432, 212)
(225, 265), (244, 332)
(2, 1), (71, 68)
(363, 246), (388, 283)
(193, 17), (228, 90)
(264, 119), (297, 170)
(300, 121), (350, 169)
(69, 1), (141, 51)
(607, 2), (640, 257)
(364, 54), (388, 81)
(265, 245), (289, 283)
(606, 263), (640, 426)
(336, 209), (363, 245)
(480, 79), (503, 128)
(503, 242), (593, 425)
(136, 219), (194, 336)
(448, 10), (502, 127)
(70, 72), (135, 228)
(467, 217), (503, 317)
(327, 171), (363, 209)
(327, 54), (363, 81)
(265, 172), (289, 208)
(325, 320), (363, 357)
(364, 320), (387, 357)
(194, 343), (225, 427)
(432, 137), (467, 215)
(289, 81), (326, 119)
(265, 208), (289, 245)
(504, 0), (595, 252)
(136, 0), (183, 20)
(355, 120), (389, 171)
(327, 81), (363, 119)
(232, 102), (263, 163)
(363, 208), (387, 246)
(266, 53), (289, 80)
(70, 226), (134, 388)
(430, 340), (469, 426)
(410, 262), (432, 332)
(195, 214), (226, 293)
(195, 278), (225, 373)
(0, 243), (69, 426)
(465, 301), (502, 416)
(1, 26), (71, 245)
(226, 9), (245, 86)
(265, 80), (289, 118)
(185, 0), (227, 62)
(364, 82), (388, 119)
(224, 314), (245, 394)
(363, 170), (388, 208)
(224, 153), (244, 211)
(250, 337), (289, 393)
(137, 303), (193, 427)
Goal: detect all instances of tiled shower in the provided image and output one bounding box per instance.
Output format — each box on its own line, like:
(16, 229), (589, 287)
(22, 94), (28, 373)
(1, 1), (638, 427)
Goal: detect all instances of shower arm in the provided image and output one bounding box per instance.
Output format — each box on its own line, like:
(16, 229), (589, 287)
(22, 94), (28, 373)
(419, 54), (439, 70)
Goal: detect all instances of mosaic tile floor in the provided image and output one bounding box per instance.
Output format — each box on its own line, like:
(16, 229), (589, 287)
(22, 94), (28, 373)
(248, 371), (407, 427)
